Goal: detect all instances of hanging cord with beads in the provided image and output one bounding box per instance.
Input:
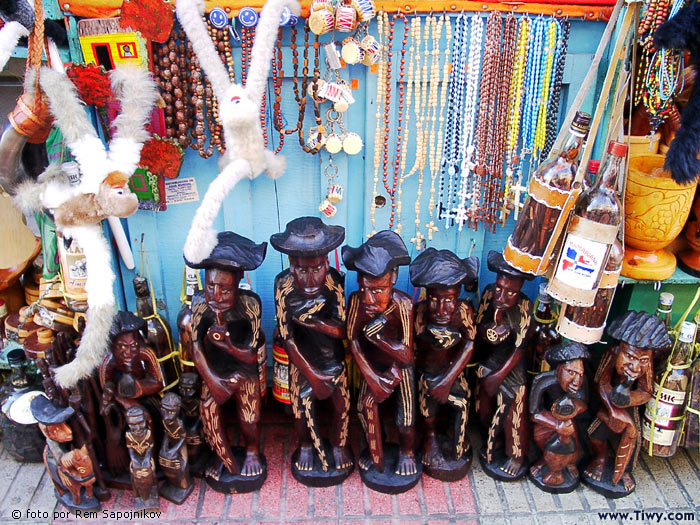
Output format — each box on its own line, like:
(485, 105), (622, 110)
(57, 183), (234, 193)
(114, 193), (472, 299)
(424, 13), (451, 243)
(207, 20), (227, 153)
(186, 39), (209, 155)
(271, 26), (301, 154)
(540, 18), (569, 160)
(519, 15), (546, 181)
(299, 29), (324, 155)
(533, 18), (560, 163)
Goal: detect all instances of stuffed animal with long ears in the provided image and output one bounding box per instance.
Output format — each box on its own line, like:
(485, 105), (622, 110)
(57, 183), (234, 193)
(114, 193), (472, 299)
(177, 0), (300, 265)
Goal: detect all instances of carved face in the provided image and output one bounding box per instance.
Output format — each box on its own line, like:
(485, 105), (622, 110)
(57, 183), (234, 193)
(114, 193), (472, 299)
(615, 342), (653, 381)
(358, 271), (395, 316)
(161, 405), (179, 423)
(555, 358), (585, 395)
(126, 412), (147, 434)
(290, 255), (329, 299)
(493, 274), (523, 311)
(114, 331), (141, 372)
(426, 287), (460, 326)
(205, 268), (241, 314)
(40, 422), (73, 443)
(219, 84), (258, 130)
(96, 172), (139, 219)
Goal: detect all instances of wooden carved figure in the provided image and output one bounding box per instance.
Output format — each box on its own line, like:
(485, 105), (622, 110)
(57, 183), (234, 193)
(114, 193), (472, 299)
(271, 217), (353, 487)
(30, 395), (100, 512)
(126, 406), (159, 511)
(159, 392), (194, 504)
(343, 230), (420, 494)
(178, 372), (208, 477)
(529, 342), (590, 493)
(583, 311), (672, 498)
(188, 232), (268, 493)
(409, 248), (478, 481)
(475, 251), (534, 481)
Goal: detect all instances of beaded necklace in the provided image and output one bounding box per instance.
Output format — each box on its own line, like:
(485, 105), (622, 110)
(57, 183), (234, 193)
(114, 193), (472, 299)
(541, 18), (569, 160)
(533, 18), (559, 162)
(521, 16), (545, 157)
(299, 30), (324, 155)
(271, 26), (302, 154)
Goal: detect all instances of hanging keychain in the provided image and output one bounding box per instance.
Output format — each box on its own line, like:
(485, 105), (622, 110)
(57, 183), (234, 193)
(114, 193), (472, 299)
(319, 155), (342, 217)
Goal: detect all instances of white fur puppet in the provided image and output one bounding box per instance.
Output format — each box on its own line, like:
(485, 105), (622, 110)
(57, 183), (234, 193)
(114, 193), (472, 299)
(177, 0), (300, 264)
(14, 66), (158, 388)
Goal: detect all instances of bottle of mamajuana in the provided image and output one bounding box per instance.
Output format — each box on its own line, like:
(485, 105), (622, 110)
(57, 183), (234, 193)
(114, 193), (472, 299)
(177, 265), (200, 374)
(548, 140), (626, 307)
(504, 111), (592, 275)
(642, 321), (696, 457)
(655, 292), (674, 332)
(526, 284), (561, 377)
(683, 348), (700, 452)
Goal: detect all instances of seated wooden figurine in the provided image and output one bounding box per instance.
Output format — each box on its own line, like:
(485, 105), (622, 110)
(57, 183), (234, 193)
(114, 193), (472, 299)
(529, 342), (590, 493)
(178, 372), (208, 477)
(475, 251), (534, 481)
(159, 392), (194, 504)
(187, 231), (268, 493)
(125, 406), (159, 511)
(583, 311), (672, 498)
(30, 394), (100, 513)
(271, 217), (353, 486)
(343, 230), (420, 494)
(409, 248), (478, 481)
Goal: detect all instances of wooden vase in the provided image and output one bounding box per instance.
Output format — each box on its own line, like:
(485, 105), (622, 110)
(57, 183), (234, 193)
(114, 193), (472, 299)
(622, 154), (696, 280)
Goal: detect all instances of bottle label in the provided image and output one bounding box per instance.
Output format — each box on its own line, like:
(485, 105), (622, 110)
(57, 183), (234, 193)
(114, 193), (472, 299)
(641, 418), (675, 446)
(643, 383), (686, 430)
(554, 233), (607, 290)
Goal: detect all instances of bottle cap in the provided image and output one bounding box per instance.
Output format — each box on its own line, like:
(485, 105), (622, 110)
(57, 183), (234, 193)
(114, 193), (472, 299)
(538, 283), (552, 303)
(607, 141), (628, 157)
(570, 111), (592, 135)
(679, 321), (696, 343)
(587, 160), (600, 175)
(659, 292), (674, 306)
(7, 348), (26, 367)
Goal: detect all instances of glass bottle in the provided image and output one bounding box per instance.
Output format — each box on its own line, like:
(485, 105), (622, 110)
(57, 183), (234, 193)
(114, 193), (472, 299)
(642, 321), (696, 457)
(506, 111), (592, 272)
(683, 350), (700, 452)
(0, 300), (7, 349)
(526, 284), (561, 376)
(548, 140), (627, 306)
(656, 292), (674, 332)
(176, 266), (200, 374)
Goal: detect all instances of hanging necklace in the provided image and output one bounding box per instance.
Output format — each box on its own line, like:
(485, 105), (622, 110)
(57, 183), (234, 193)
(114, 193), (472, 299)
(271, 26), (301, 154)
(369, 10), (388, 236)
(533, 18), (560, 162)
(519, 15), (545, 182)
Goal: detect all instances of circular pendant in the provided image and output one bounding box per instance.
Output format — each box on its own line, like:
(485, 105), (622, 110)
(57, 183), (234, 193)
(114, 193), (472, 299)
(209, 8), (229, 29)
(486, 328), (498, 342)
(342, 132), (363, 155)
(333, 99), (349, 113)
(341, 37), (363, 65)
(238, 7), (259, 27)
(325, 133), (343, 154)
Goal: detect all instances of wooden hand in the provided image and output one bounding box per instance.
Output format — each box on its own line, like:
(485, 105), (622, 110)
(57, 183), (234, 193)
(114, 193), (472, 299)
(366, 364), (401, 403)
(429, 379), (452, 404)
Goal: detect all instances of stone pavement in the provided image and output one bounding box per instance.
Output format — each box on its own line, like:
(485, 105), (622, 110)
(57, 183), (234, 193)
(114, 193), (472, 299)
(0, 422), (699, 525)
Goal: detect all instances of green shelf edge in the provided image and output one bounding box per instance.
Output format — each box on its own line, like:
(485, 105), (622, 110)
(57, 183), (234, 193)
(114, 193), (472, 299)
(619, 265), (700, 286)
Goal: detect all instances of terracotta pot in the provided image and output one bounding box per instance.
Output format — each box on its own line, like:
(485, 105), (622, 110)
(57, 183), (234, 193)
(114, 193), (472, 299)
(622, 154), (697, 280)
(678, 193), (700, 276)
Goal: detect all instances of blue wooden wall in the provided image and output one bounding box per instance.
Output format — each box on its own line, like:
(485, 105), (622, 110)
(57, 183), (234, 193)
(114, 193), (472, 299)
(115, 16), (607, 344)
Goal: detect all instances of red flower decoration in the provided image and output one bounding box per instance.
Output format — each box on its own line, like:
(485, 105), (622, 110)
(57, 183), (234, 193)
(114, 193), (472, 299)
(66, 64), (113, 107)
(139, 136), (184, 179)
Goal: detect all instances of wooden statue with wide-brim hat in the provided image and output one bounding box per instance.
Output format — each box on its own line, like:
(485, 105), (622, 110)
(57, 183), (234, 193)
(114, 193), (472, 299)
(271, 217), (353, 487)
(187, 231), (268, 493)
(475, 251), (534, 481)
(410, 248), (478, 481)
(343, 230), (419, 494)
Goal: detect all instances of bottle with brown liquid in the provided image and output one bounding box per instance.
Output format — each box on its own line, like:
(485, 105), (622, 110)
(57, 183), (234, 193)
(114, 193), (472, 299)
(526, 284), (561, 377)
(642, 321), (695, 457)
(655, 292), (674, 332)
(548, 141), (626, 306)
(683, 348), (700, 452)
(176, 265), (200, 374)
(505, 111), (592, 274)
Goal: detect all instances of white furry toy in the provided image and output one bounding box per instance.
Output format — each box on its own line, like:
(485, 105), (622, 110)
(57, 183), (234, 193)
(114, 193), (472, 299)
(0, 0), (34, 72)
(177, 0), (300, 264)
(14, 65), (158, 389)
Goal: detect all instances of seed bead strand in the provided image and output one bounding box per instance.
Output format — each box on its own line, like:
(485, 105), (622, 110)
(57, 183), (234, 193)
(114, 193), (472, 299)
(533, 19), (558, 161)
(541, 18), (569, 160)
(520, 15), (545, 174)
(369, 11), (389, 236)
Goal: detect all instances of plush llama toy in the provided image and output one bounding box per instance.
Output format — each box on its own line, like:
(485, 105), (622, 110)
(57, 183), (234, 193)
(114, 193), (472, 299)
(176, 0), (301, 264)
(14, 66), (157, 388)
(654, 1), (700, 185)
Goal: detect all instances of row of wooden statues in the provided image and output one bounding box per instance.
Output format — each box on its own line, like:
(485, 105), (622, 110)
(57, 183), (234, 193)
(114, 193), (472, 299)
(30, 216), (673, 512)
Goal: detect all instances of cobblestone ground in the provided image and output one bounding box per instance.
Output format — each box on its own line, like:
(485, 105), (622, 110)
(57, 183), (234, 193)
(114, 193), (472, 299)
(0, 421), (698, 525)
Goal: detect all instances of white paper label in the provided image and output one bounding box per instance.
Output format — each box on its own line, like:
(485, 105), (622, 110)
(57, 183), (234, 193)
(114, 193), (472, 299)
(642, 418), (676, 446)
(644, 383), (686, 429)
(165, 177), (199, 205)
(554, 233), (607, 290)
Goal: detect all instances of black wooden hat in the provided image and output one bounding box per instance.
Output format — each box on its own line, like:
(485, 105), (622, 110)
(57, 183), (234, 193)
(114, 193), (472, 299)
(270, 217), (345, 258)
(109, 311), (147, 342)
(30, 394), (74, 425)
(606, 310), (673, 351)
(409, 248), (478, 289)
(342, 230), (410, 277)
(185, 231), (267, 272)
(487, 251), (534, 281)
(545, 341), (591, 368)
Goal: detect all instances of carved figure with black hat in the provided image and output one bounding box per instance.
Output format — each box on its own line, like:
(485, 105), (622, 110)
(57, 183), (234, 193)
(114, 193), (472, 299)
(583, 311), (672, 498)
(475, 251), (534, 481)
(343, 230), (419, 493)
(187, 231), (268, 493)
(529, 342), (590, 493)
(271, 217), (352, 487)
(125, 405), (159, 511)
(31, 394), (100, 512)
(410, 248), (478, 481)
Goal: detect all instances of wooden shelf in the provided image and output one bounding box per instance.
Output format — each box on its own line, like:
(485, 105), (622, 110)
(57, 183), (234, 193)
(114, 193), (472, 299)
(619, 266), (700, 287)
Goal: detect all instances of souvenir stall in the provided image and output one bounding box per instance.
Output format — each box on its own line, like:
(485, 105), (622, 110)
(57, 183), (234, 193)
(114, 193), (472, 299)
(0, 0), (698, 513)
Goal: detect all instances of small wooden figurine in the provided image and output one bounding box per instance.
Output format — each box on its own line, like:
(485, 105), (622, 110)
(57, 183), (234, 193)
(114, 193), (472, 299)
(529, 342), (590, 493)
(125, 405), (159, 511)
(343, 230), (420, 494)
(409, 248), (478, 481)
(159, 392), (194, 504)
(271, 217), (353, 486)
(30, 394), (100, 513)
(178, 372), (208, 476)
(475, 251), (534, 481)
(187, 231), (268, 493)
(583, 310), (672, 498)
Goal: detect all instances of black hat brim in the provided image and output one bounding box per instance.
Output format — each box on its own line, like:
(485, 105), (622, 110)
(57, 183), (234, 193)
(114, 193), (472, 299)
(186, 231), (267, 272)
(270, 217), (345, 258)
(30, 394), (75, 425)
(410, 248), (478, 289)
(342, 230), (410, 277)
(487, 251), (534, 281)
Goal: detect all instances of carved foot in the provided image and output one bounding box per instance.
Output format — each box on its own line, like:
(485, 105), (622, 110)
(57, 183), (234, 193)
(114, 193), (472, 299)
(500, 457), (524, 477)
(395, 452), (418, 476)
(567, 464), (579, 479)
(295, 446), (315, 472)
(358, 455), (373, 471)
(333, 445), (353, 470)
(584, 458), (605, 482)
(422, 436), (447, 467)
(530, 458), (546, 477)
(241, 452), (264, 477)
(542, 469), (565, 486)
(621, 472), (635, 492)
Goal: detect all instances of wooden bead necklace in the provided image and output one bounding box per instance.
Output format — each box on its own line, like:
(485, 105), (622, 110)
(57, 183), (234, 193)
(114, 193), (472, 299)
(299, 29), (324, 155)
(271, 26), (302, 154)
